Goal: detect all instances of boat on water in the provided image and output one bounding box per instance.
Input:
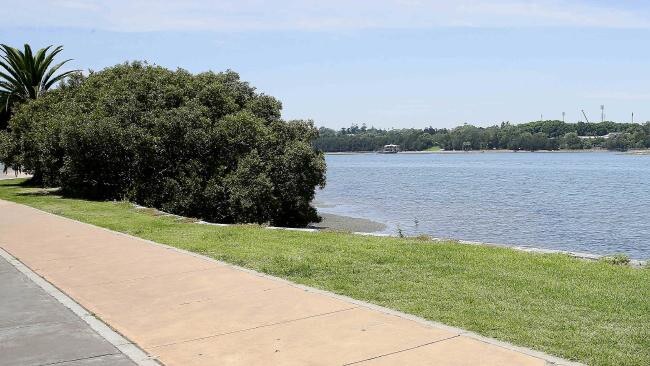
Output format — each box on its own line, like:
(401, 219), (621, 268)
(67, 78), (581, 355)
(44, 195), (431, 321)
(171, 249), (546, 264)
(379, 144), (400, 154)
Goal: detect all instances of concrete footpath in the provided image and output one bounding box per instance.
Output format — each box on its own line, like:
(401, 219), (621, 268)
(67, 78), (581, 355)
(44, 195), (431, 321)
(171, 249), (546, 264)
(0, 255), (136, 365)
(0, 200), (581, 366)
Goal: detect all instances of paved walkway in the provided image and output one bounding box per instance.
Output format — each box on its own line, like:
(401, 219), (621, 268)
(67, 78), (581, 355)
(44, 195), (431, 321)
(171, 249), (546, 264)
(0, 255), (136, 366)
(0, 200), (578, 366)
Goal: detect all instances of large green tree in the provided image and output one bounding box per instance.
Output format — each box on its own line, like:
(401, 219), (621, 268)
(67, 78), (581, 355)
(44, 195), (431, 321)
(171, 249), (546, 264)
(3, 62), (325, 227)
(0, 44), (77, 129)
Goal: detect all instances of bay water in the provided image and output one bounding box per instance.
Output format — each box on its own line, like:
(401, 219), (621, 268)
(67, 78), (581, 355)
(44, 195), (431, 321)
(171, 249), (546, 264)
(316, 152), (650, 259)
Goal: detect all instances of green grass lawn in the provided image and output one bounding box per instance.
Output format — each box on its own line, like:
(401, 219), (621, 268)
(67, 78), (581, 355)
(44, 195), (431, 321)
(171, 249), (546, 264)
(1, 178), (648, 366)
(424, 145), (442, 151)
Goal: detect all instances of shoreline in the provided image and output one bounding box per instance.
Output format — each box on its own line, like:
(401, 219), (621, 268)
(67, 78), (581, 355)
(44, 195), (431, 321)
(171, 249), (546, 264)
(313, 211), (646, 265)
(325, 148), (650, 155)
(5, 176), (645, 264)
(310, 212), (387, 233)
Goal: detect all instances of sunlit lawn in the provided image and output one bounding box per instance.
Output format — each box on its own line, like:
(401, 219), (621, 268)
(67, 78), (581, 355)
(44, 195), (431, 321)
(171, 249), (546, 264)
(1, 178), (648, 366)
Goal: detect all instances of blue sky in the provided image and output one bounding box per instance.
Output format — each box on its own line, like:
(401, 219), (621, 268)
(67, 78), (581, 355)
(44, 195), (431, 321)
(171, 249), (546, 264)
(3, 0), (650, 129)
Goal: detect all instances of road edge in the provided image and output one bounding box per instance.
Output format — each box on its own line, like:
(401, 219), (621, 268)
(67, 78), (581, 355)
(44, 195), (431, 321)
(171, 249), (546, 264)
(0, 247), (162, 366)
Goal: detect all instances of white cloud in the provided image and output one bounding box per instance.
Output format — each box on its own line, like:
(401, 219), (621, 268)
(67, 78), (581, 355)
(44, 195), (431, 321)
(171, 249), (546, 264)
(6, 0), (650, 31)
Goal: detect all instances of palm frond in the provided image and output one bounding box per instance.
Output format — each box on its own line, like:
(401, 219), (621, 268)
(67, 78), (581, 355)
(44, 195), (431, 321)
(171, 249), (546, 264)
(0, 57), (25, 86)
(33, 45), (53, 70)
(0, 52), (30, 91)
(0, 47), (31, 98)
(40, 46), (63, 71)
(0, 43), (75, 108)
(0, 70), (21, 91)
(44, 69), (79, 90)
(0, 81), (18, 94)
(41, 59), (72, 88)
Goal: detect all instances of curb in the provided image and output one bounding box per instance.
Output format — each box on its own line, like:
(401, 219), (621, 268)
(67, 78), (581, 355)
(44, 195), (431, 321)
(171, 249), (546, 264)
(0, 247), (161, 366)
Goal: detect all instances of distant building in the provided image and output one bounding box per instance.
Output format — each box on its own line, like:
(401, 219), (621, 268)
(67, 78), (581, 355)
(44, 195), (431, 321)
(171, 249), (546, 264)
(578, 133), (622, 140)
(605, 132), (623, 139)
(379, 144), (400, 153)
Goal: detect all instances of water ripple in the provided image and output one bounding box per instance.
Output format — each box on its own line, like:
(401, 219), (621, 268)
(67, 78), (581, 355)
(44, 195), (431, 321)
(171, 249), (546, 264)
(316, 152), (650, 259)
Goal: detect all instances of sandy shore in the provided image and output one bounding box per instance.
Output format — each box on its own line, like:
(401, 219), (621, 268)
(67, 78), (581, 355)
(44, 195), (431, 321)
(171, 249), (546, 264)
(626, 149), (650, 155)
(310, 212), (386, 233)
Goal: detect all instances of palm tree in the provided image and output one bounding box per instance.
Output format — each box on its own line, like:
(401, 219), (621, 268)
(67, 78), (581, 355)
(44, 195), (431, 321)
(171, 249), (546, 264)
(0, 44), (78, 127)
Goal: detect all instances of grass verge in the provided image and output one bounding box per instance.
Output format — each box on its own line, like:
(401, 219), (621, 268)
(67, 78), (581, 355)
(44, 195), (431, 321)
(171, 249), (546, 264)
(0, 179), (648, 366)
(424, 145), (442, 152)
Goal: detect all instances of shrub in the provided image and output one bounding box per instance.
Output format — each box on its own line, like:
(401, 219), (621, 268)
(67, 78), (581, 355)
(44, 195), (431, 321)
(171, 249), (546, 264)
(3, 62), (325, 226)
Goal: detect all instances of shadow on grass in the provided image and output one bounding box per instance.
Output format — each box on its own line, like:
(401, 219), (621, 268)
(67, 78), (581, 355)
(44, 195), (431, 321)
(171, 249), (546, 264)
(0, 179), (36, 187)
(1, 178), (64, 197)
(16, 188), (62, 197)
(0, 182), (26, 187)
(8, 181), (98, 201)
(5, 179), (204, 225)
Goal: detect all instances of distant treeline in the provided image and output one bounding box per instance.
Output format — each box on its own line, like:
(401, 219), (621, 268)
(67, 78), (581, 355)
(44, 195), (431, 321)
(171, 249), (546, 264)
(315, 120), (650, 152)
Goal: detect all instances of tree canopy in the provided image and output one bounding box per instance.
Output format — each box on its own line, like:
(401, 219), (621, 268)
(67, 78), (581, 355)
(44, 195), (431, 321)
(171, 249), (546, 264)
(315, 120), (650, 152)
(0, 62), (325, 226)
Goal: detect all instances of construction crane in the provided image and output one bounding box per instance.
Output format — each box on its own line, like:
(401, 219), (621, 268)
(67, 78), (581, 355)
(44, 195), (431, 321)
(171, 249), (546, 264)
(581, 109), (590, 123)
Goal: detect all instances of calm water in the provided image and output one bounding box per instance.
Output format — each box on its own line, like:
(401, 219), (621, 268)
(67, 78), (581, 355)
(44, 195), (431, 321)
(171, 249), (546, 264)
(315, 152), (650, 259)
